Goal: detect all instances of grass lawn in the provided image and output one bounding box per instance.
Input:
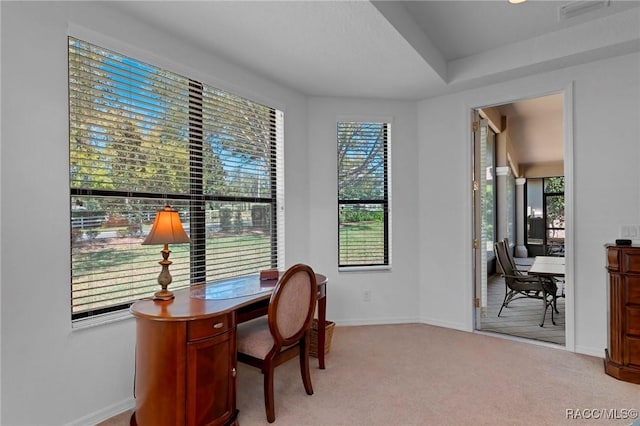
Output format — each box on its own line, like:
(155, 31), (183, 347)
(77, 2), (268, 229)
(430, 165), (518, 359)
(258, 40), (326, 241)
(339, 221), (384, 265)
(72, 233), (271, 313)
(72, 220), (385, 315)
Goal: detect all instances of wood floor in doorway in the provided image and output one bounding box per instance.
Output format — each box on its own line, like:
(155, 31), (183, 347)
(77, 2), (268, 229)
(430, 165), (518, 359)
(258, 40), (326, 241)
(479, 260), (565, 346)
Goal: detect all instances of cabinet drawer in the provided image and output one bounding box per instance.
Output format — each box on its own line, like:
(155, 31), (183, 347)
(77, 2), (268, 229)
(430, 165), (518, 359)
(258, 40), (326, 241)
(625, 336), (640, 367)
(628, 277), (640, 305)
(627, 307), (640, 336)
(188, 313), (233, 341)
(623, 251), (640, 273)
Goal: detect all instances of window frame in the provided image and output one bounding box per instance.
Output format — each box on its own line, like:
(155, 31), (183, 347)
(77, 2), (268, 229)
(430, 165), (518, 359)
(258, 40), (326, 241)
(483, 126), (497, 263)
(524, 176), (565, 256)
(337, 119), (391, 270)
(68, 37), (284, 324)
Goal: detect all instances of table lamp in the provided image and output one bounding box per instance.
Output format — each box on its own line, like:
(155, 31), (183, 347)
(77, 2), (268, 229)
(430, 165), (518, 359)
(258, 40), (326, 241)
(142, 205), (191, 300)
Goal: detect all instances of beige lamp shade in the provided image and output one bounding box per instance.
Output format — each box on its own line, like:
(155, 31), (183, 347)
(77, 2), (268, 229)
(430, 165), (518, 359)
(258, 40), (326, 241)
(142, 205), (191, 245)
(142, 205), (190, 300)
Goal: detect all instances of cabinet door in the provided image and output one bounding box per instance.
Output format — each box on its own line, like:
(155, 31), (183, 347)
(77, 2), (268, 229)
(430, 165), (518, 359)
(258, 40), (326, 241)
(186, 330), (236, 426)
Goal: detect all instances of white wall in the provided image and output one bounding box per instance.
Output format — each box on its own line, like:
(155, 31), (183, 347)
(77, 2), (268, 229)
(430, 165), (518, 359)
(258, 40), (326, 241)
(2, 2), (639, 424)
(0, 2), (309, 425)
(417, 52), (640, 353)
(307, 98), (420, 326)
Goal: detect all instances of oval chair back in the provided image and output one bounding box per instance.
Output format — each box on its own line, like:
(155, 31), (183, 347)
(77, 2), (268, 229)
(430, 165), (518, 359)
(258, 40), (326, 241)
(268, 264), (318, 351)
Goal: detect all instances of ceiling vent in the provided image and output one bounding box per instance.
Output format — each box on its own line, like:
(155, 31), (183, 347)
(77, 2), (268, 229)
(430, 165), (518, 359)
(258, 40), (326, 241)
(558, 0), (610, 21)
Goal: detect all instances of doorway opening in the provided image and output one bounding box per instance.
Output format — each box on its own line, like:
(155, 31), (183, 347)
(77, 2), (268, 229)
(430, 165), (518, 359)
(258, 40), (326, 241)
(472, 92), (568, 346)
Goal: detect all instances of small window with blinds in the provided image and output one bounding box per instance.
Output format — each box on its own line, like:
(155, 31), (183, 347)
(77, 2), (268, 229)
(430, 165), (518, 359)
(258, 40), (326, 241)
(337, 121), (390, 268)
(69, 37), (284, 322)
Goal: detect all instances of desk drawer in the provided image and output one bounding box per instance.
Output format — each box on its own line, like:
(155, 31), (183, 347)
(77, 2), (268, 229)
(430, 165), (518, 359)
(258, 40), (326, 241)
(187, 313), (233, 341)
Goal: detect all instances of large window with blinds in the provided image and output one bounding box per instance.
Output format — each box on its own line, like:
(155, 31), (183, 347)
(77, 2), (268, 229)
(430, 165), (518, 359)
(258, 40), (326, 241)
(69, 37), (284, 322)
(337, 121), (390, 267)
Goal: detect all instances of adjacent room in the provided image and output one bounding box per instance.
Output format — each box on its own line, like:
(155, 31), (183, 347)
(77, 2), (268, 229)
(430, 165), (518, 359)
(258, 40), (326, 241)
(2, 1), (639, 425)
(473, 94), (568, 345)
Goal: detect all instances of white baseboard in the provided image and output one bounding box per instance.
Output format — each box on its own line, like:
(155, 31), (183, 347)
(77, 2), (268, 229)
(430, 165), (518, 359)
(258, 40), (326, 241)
(418, 316), (468, 332)
(334, 316), (469, 332)
(333, 316), (419, 326)
(575, 345), (606, 359)
(66, 397), (134, 426)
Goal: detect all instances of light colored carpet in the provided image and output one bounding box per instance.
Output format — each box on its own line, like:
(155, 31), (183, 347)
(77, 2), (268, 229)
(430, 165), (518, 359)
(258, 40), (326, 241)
(102, 323), (639, 425)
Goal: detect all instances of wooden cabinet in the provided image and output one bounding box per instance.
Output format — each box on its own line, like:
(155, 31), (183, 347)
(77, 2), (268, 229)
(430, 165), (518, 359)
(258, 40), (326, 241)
(605, 244), (640, 384)
(130, 309), (238, 426)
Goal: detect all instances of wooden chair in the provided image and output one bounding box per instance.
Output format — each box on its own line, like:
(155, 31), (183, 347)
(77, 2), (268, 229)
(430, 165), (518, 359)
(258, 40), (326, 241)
(494, 240), (557, 327)
(236, 264), (318, 423)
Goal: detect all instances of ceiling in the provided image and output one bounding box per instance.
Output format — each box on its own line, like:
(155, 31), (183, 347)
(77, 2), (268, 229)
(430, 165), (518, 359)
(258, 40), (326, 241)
(107, 1), (640, 166)
(109, 0), (640, 101)
(495, 93), (565, 166)
(402, 0), (639, 61)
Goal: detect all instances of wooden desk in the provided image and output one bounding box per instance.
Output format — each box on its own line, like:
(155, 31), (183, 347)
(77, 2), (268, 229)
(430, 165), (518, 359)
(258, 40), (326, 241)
(130, 273), (327, 426)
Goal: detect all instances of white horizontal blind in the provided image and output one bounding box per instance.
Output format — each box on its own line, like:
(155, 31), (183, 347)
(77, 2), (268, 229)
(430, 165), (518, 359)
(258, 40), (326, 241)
(69, 37), (282, 321)
(337, 122), (389, 266)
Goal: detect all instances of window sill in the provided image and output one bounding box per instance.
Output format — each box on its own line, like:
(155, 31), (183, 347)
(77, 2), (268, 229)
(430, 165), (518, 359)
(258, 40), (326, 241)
(338, 265), (392, 273)
(71, 309), (134, 331)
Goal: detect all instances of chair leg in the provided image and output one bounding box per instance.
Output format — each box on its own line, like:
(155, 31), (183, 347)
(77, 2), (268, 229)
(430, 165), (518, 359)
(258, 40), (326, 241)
(263, 365), (276, 423)
(299, 337), (314, 395)
(498, 289), (512, 317)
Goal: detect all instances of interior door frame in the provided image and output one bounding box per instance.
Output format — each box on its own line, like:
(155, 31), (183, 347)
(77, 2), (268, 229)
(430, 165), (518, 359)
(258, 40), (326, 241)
(472, 113), (490, 325)
(469, 83), (575, 351)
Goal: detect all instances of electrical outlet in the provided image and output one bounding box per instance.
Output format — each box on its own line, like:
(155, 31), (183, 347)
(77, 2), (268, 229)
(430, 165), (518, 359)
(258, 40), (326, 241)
(620, 225), (640, 239)
(363, 290), (371, 302)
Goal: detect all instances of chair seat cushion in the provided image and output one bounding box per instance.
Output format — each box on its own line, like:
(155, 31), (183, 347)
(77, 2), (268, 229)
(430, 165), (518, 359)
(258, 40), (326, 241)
(237, 317), (296, 360)
(237, 317), (274, 359)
